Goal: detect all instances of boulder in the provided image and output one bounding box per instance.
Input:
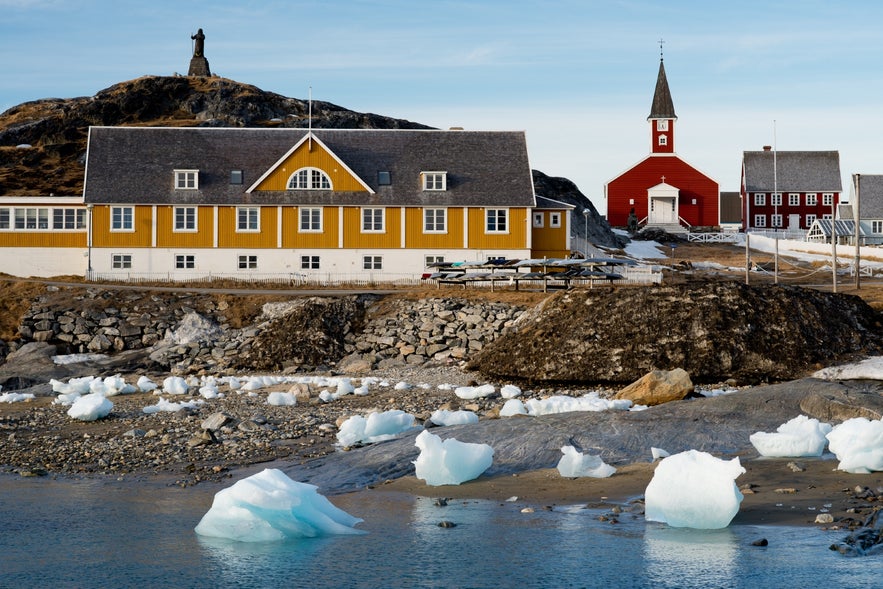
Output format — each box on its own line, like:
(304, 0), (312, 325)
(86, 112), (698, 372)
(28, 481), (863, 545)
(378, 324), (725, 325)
(614, 368), (693, 406)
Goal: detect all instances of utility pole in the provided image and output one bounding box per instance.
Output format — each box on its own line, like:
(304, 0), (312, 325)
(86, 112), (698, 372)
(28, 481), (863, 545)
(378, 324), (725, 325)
(854, 174), (861, 290)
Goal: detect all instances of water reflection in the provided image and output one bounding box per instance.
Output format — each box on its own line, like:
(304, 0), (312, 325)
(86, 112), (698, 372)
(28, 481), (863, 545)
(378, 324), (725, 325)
(644, 524), (738, 588)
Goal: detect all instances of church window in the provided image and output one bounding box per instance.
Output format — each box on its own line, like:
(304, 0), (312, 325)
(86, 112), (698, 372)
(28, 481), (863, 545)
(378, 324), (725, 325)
(287, 168), (331, 190)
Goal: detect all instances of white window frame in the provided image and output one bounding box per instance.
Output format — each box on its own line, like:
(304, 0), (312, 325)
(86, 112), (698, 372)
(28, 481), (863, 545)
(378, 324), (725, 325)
(173, 206), (198, 232)
(52, 208), (86, 230)
(236, 207), (260, 232)
(425, 255), (445, 266)
(823, 193), (834, 206)
(175, 254), (195, 269)
(550, 212), (562, 228)
(14, 207), (50, 230)
(658, 134), (667, 146)
(237, 255), (257, 269)
(771, 214), (783, 228)
(300, 255), (320, 270)
(485, 208), (508, 233)
(771, 193), (782, 207)
(175, 169), (198, 190)
(754, 214), (766, 228)
(754, 193), (766, 206)
(363, 255), (382, 270)
(0, 207), (9, 230)
(806, 214), (817, 227)
(872, 220), (883, 234)
(287, 167), (332, 190)
(361, 208), (385, 233)
(423, 208), (447, 233)
(111, 254), (132, 269)
(656, 119), (669, 131)
(822, 213), (833, 221)
(788, 193), (800, 206)
(422, 172), (447, 191)
(532, 212), (544, 228)
(299, 207), (323, 232)
(806, 193), (818, 206)
(111, 206), (134, 232)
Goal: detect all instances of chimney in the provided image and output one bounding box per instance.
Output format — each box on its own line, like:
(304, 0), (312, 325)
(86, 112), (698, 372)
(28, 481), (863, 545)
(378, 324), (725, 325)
(762, 145), (772, 151)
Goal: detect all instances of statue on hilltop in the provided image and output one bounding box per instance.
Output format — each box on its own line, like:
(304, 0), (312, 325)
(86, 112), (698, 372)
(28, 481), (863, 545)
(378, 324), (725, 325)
(191, 28), (205, 58)
(188, 28), (211, 77)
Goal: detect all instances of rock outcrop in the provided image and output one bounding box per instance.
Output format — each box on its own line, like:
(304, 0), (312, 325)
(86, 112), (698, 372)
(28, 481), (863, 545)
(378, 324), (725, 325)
(614, 368), (694, 406)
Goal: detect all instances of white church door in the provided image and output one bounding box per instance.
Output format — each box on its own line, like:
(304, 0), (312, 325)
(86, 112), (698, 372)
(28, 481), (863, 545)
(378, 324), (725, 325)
(649, 197), (676, 224)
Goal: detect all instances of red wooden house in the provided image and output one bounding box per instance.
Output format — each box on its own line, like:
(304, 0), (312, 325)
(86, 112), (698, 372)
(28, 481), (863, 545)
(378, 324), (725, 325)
(605, 58), (720, 231)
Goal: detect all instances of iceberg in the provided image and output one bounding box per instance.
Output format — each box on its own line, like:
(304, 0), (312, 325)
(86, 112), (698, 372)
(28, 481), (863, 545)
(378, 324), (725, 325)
(826, 417), (883, 473)
(336, 410), (417, 446)
(429, 409), (479, 426)
(67, 393), (113, 421)
(500, 399), (527, 417)
(749, 415), (832, 457)
(194, 468), (364, 542)
(556, 445), (616, 478)
(454, 384), (496, 399)
(413, 430), (493, 486)
(162, 376), (189, 395)
(645, 450), (745, 529)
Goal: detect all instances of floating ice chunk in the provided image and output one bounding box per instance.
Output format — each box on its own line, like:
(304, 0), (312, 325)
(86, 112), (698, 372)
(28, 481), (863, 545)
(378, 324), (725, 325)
(749, 415), (833, 457)
(162, 376), (189, 395)
(429, 409), (479, 426)
(143, 398), (204, 414)
(413, 430), (493, 486)
(67, 393), (113, 421)
(500, 384), (522, 399)
(556, 446), (616, 478)
(267, 392), (297, 406)
(500, 399), (527, 417)
(137, 376), (158, 392)
(645, 450), (745, 529)
(826, 417), (883, 473)
(524, 393), (631, 416)
(454, 384), (496, 399)
(651, 447), (671, 460)
(194, 468), (364, 542)
(336, 410), (418, 446)
(0, 392), (34, 403)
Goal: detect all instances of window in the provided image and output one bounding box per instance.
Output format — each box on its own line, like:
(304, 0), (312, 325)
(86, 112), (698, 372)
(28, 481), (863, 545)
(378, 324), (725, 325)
(287, 168), (331, 190)
(111, 254), (132, 269)
(237, 207), (259, 231)
(532, 212), (544, 228)
(378, 171), (391, 185)
(174, 207), (197, 231)
(111, 206), (134, 231)
(550, 212), (562, 228)
(175, 254), (195, 269)
(486, 209), (508, 233)
(754, 214), (766, 228)
(658, 135), (667, 146)
(52, 208), (86, 229)
(363, 255), (382, 270)
(0, 208), (9, 229)
(362, 208), (384, 232)
(771, 193), (782, 207)
(822, 213), (833, 221)
(175, 170), (198, 190)
(788, 193), (800, 206)
(299, 208), (322, 232)
(238, 255), (257, 269)
(872, 221), (883, 234)
(806, 193), (818, 206)
(754, 193), (766, 206)
(230, 170), (243, 185)
(823, 193), (834, 206)
(771, 214), (782, 228)
(806, 214), (817, 227)
(425, 255), (444, 266)
(14, 208), (49, 230)
(422, 172), (446, 191)
(300, 255), (320, 269)
(424, 208), (447, 232)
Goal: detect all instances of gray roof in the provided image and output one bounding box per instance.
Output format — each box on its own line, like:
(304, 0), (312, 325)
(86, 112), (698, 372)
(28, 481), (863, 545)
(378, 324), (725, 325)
(534, 195), (574, 210)
(83, 127), (536, 207)
(648, 59), (676, 120)
(742, 150), (842, 193)
(854, 174), (883, 218)
(810, 219), (864, 237)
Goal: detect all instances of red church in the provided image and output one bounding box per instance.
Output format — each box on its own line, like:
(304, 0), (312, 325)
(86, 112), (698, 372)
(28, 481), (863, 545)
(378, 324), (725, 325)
(605, 57), (720, 231)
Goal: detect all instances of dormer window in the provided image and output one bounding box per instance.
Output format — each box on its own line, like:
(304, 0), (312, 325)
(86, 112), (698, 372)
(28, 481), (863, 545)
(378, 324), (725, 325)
(288, 167), (331, 190)
(423, 172), (447, 191)
(175, 170), (199, 190)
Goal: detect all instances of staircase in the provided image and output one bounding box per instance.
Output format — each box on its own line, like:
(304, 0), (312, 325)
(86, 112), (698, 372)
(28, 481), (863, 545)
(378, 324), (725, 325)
(644, 222), (688, 235)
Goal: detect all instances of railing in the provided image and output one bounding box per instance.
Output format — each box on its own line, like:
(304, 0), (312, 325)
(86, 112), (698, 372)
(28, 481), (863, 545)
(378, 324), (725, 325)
(747, 229), (807, 241)
(686, 232), (740, 243)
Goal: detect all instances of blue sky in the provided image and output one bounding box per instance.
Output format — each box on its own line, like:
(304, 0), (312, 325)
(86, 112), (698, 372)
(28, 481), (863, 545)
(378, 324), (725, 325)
(2, 0), (883, 213)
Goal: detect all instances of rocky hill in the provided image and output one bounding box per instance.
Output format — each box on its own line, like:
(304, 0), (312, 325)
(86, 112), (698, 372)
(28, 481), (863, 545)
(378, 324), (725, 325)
(0, 75), (620, 247)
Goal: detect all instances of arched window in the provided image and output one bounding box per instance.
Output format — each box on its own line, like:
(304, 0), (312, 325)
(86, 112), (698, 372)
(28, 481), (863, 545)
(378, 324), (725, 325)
(658, 134), (667, 146)
(287, 168), (332, 190)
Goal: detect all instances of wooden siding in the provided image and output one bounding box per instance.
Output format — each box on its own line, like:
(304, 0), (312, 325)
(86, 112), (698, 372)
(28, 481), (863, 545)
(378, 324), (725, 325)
(341, 207), (401, 249)
(281, 206), (340, 248)
(0, 231), (86, 248)
(467, 208), (528, 249)
(530, 217), (569, 253)
(254, 141), (369, 192)
(217, 207), (277, 248)
(403, 207), (465, 249)
(91, 205), (153, 248)
(155, 206), (214, 248)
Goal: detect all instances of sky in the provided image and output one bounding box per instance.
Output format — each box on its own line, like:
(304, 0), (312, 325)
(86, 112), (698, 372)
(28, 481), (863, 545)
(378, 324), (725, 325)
(3, 0), (883, 214)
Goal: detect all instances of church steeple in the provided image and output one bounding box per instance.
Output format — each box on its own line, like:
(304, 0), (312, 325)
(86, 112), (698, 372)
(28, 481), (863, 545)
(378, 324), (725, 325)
(648, 45), (676, 155)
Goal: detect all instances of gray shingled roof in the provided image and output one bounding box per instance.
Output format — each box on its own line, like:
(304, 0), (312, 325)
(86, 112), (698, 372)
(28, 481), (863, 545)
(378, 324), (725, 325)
(742, 150), (842, 193)
(648, 59), (676, 120)
(855, 174), (883, 218)
(83, 127), (536, 207)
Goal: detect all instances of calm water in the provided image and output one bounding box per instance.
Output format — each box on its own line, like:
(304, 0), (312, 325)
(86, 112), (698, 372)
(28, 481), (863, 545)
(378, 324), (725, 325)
(0, 474), (874, 589)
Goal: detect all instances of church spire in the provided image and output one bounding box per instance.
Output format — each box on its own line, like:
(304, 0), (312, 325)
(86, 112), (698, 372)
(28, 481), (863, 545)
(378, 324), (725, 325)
(648, 55), (676, 120)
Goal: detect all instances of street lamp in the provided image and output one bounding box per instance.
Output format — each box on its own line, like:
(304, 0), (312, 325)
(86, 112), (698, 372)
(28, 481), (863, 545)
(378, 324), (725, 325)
(582, 208), (590, 258)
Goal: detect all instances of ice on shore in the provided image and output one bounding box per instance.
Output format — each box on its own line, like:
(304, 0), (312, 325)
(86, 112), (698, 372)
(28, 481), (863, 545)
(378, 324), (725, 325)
(749, 415), (833, 457)
(556, 445), (616, 478)
(645, 450), (745, 529)
(429, 409), (479, 426)
(524, 393), (631, 416)
(413, 430), (493, 486)
(162, 376), (189, 395)
(137, 376), (157, 392)
(194, 468), (364, 542)
(142, 397), (204, 414)
(500, 384), (522, 399)
(67, 393), (113, 421)
(267, 392), (297, 406)
(813, 356), (883, 381)
(651, 447), (670, 460)
(454, 384), (496, 399)
(826, 417), (883, 473)
(336, 409), (418, 446)
(0, 392), (35, 403)
(500, 399), (528, 417)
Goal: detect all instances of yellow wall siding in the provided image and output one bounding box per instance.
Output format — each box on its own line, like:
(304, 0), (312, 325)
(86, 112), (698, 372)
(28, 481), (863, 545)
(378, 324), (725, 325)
(467, 208), (528, 249)
(342, 207), (401, 248)
(155, 206), (214, 248)
(0, 232), (86, 247)
(403, 208), (465, 249)
(281, 207), (340, 248)
(254, 142), (368, 192)
(91, 205), (153, 248)
(217, 207), (277, 248)
(531, 225), (568, 254)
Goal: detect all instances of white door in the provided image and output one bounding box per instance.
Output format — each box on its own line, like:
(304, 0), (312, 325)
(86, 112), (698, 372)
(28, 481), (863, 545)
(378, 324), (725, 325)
(788, 214), (801, 230)
(649, 197), (676, 224)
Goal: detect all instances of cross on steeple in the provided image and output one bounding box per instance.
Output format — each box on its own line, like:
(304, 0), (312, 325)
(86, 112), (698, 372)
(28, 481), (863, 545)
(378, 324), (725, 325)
(661, 175), (666, 183)
(658, 38), (665, 60)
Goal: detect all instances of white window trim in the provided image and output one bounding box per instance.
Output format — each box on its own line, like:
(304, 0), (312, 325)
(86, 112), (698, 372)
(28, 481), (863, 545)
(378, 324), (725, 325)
(771, 214), (783, 228)
(550, 212), (562, 228)
(806, 193), (818, 206)
(771, 193), (782, 206)
(423, 208), (447, 234)
(300, 255), (320, 270)
(658, 134), (667, 146)
(237, 254), (258, 270)
(806, 214), (817, 227)
(422, 171), (447, 191)
(425, 255), (445, 266)
(174, 254), (195, 269)
(111, 253), (132, 269)
(236, 207), (260, 233)
(754, 214), (766, 228)
(173, 206), (198, 232)
(110, 206), (135, 232)
(532, 212), (544, 228)
(174, 169), (199, 190)
(362, 255), (383, 270)
(298, 207), (323, 233)
(823, 193), (835, 206)
(361, 207), (385, 233)
(788, 193), (800, 206)
(754, 193), (766, 206)
(485, 208), (509, 234)
(287, 167), (332, 190)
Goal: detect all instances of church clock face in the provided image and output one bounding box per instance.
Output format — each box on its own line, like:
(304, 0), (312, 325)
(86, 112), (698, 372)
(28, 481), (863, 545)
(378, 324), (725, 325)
(656, 119), (669, 131)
